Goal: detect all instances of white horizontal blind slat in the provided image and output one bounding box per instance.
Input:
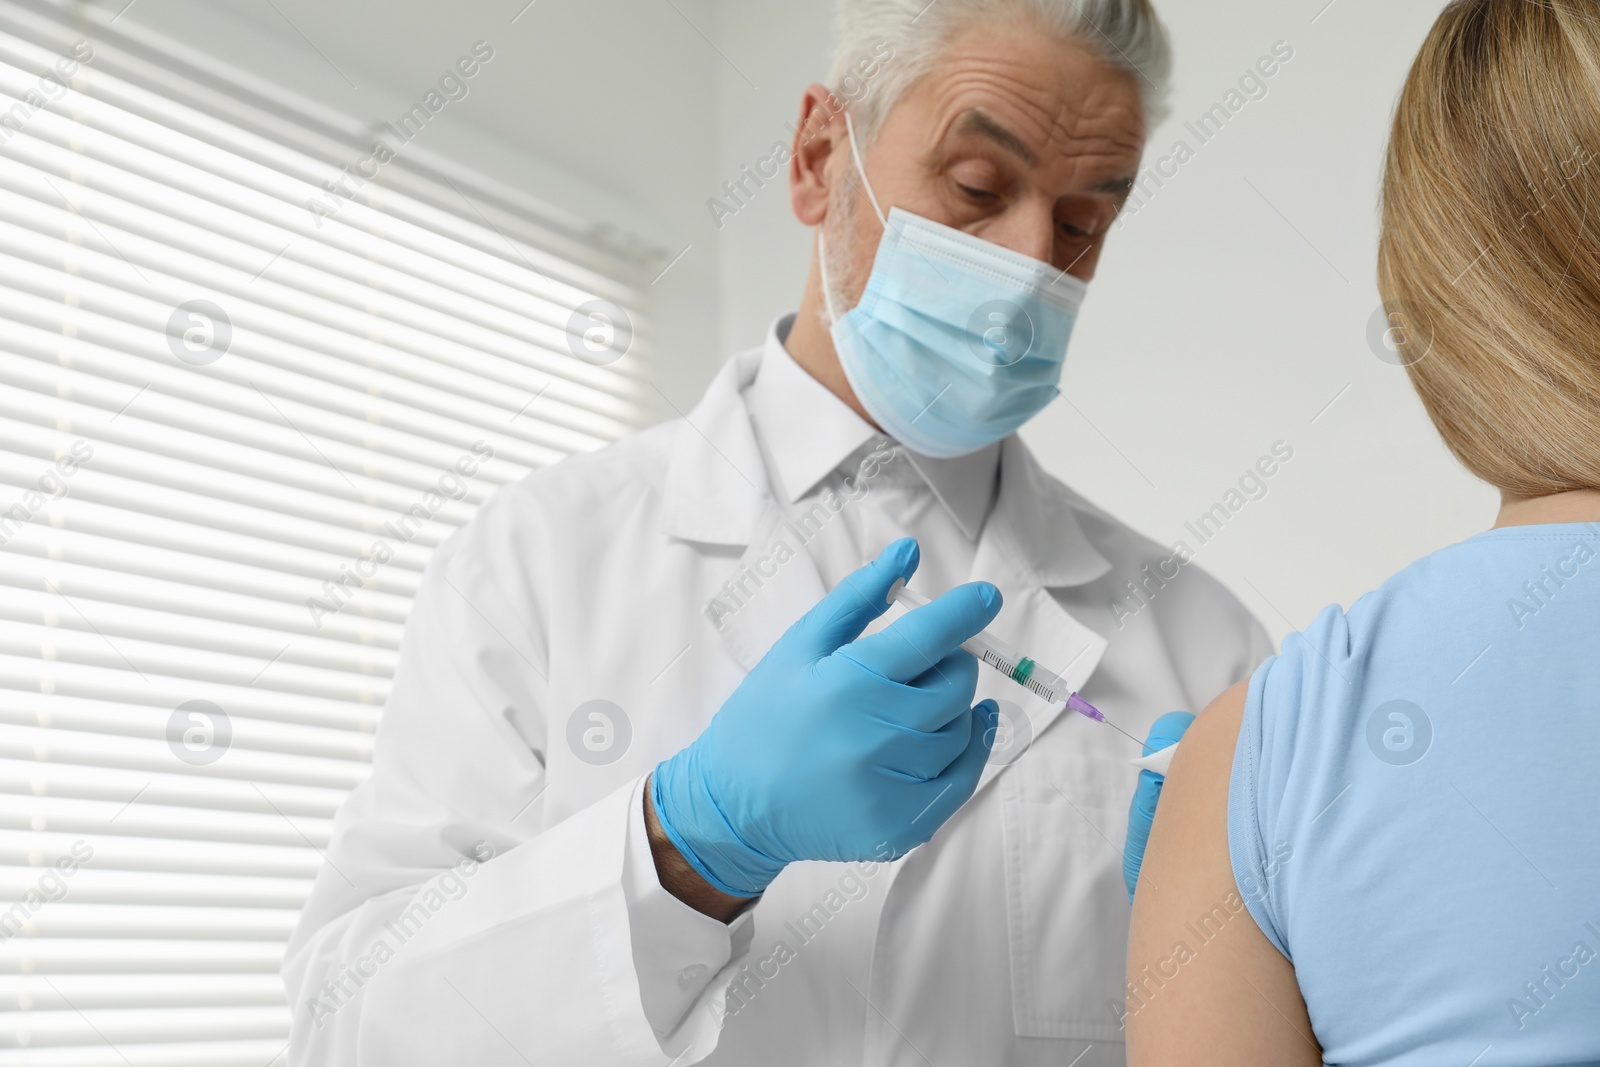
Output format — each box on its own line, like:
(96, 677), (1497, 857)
(0, 973), (291, 1008)
(0, 1040), (294, 1067)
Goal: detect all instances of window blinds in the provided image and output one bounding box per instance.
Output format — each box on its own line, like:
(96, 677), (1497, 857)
(0, 2), (659, 1062)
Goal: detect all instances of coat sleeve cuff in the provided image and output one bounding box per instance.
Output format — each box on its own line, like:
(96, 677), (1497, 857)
(624, 775), (759, 1042)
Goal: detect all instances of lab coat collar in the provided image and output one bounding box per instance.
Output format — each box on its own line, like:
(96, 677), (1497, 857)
(659, 346), (771, 548)
(743, 314), (879, 506)
(744, 315), (1000, 541)
(663, 317), (1109, 586)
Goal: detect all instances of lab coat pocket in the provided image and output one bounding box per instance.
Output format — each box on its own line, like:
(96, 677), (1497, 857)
(1000, 756), (1132, 1043)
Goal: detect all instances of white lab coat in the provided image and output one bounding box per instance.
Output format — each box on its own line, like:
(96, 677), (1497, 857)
(282, 326), (1272, 1066)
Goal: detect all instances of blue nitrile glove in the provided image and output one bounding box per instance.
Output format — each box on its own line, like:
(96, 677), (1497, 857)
(1123, 711), (1195, 901)
(651, 537), (1003, 898)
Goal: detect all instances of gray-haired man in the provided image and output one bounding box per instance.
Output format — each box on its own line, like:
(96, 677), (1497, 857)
(284, 2), (1270, 1063)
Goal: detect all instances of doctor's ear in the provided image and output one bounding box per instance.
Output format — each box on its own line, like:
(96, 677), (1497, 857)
(790, 82), (850, 227)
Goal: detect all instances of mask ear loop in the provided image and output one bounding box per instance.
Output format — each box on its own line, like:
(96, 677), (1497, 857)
(842, 110), (886, 226)
(818, 108), (886, 326)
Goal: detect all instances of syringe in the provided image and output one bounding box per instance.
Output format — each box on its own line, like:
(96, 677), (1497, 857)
(886, 578), (1142, 744)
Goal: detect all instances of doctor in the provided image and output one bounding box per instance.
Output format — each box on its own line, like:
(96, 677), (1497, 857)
(284, 0), (1270, 1063)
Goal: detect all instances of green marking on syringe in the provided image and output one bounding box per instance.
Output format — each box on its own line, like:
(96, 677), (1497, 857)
(1012, 657), (1035, 686)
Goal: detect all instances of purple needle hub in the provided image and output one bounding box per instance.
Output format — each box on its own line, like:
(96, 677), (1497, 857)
(1065, 692), (1105, 723)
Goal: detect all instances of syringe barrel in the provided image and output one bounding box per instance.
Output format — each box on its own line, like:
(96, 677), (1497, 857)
(1024, 663), (1068, 702)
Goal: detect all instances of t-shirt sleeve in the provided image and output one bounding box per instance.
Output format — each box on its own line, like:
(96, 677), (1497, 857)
(1227, 603), (1351, 962)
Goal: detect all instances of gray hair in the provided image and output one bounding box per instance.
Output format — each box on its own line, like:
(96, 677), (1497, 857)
(826, 0), (1172, 145)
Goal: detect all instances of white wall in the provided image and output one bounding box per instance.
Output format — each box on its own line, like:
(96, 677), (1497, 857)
(709, 2), (833, 361)
(712, 0), (1499, 642)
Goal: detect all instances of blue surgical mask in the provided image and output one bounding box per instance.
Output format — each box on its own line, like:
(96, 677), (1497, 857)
(818, 111), (1088, 458)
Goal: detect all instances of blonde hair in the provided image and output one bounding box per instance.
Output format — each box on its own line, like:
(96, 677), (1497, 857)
(1380, 0), (1600, 496)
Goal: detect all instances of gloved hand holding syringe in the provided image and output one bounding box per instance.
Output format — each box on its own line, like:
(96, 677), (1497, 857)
(886, 578), (1183, 775)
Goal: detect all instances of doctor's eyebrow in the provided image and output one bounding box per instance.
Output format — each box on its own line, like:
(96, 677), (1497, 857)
(949, 108), (1137, 197)
(1097, 175), (1137, 198)
(952, 108), (1039, 166)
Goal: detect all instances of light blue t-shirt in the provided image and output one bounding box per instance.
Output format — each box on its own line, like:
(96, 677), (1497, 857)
(1229, 523), (1600, 1065)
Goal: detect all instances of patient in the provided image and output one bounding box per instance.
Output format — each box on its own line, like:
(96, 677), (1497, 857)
(1127, 1), (1600, 1063)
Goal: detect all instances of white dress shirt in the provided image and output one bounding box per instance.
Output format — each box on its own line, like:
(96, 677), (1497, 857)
(284, 313), (1273, 1067)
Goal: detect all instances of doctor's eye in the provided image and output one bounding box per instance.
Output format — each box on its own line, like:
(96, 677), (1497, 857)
(956, 182), (999, 203)
(1057, 216), (1100, 240)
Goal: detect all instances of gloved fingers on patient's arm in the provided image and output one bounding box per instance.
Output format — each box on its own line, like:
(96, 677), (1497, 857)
(793, 537), (921, 658)
(841, 580), (1001, 682)
(1142, 710), (1196, 761)
(1123, 711), (1196, 902)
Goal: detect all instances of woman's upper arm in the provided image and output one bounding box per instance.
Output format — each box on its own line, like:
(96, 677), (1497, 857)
(1125, 681), (1321, 1065)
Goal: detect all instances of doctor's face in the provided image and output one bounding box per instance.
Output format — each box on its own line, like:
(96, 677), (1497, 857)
(817, 18), (1146, 308)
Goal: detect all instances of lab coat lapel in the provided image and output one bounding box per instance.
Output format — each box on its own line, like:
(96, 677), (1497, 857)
(659, 348), (770, 548)
(708, 500), (830, 673)
(968, 437), (1112, 797)
(659, 347), (830, 673)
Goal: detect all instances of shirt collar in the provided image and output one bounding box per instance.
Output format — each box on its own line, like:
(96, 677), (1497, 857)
(744, 313), (1000, 541)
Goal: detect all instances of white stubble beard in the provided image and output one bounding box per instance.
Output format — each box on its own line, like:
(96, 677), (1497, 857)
(817, 175), (863, 333)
